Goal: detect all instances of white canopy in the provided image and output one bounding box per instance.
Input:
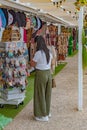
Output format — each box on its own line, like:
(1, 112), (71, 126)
(0, 0), (86, 27)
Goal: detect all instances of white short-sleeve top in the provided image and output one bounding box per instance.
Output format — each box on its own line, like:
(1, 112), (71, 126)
(33, 50), (53, 70)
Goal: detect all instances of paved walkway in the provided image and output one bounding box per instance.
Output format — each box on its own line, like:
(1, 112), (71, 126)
(4, 54), (87, 130)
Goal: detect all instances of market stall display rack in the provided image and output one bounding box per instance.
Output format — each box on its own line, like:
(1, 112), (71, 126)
(0, 96), (25, 108)
(0, 41), (28, 108)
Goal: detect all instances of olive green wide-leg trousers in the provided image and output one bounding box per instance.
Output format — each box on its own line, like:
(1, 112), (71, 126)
(34, 69), (52, 117)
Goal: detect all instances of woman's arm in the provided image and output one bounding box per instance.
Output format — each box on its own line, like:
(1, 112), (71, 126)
(30, 51), (39, 67)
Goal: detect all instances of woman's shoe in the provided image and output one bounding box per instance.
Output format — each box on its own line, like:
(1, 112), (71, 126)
(35, 116), (49, 122)
(48, 113), (51, 118)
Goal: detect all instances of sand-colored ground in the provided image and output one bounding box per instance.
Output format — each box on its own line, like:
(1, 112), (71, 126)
(4, 54), (87, 130)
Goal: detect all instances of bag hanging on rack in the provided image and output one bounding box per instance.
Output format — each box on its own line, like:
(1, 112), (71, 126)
(1, 26), (12, 42)
(11, 29), (21, 41)
(11, 27), (21, 41)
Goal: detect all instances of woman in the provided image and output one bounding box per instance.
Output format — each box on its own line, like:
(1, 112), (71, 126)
(30, 35), (53, 122)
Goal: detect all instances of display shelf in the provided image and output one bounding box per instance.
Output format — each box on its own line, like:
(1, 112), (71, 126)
(0, 91), (25, 101)
(0, 97), (25, 108)
(0, 41), (28, 108)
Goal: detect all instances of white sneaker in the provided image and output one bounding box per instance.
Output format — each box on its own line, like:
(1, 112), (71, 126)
(48, 113), (51, 118)
(35, 116), (49, 122)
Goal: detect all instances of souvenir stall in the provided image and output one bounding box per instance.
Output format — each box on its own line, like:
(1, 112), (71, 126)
(47, 24), (58, 46)
(68, 27), (78, 55)
(29, 16), (44, 61)
(57, 25), (77, 60)
(0, 0), (75, 109)
(45, 24), (58, 69)
(68, 34), (73, 56)
(26, 16), (46, 73)
(72, 28), (77, 51)
(0, 8), (29, 108)
(0, 1), (50, 108)
(57, 32), (68, 61)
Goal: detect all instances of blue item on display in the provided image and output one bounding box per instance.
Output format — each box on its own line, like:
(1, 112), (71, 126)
(1, 8), (8, 26)
(0, 9), (6, 28)
(8, 51), (14, 58)
(23, 49), (28, 56)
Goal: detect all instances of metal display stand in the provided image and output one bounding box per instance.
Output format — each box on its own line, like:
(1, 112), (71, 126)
(0, 96), (25, 108)
(0, 41), (28, 108)
(0, 87), (25, 108)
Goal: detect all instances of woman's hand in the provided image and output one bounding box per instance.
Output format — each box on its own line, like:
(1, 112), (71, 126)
(30, 60), (37, 67)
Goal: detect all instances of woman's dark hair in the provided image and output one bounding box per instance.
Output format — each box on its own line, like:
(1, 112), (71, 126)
(34, 35), (50, 64)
